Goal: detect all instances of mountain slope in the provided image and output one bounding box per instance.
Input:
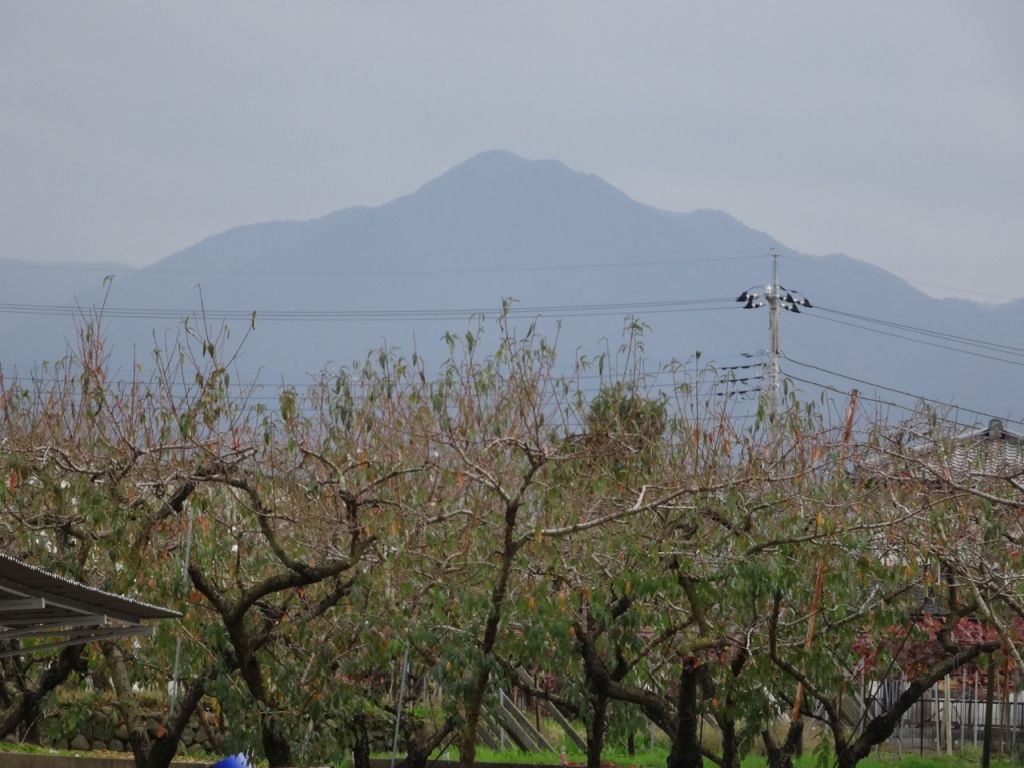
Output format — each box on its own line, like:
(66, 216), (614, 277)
(1, 151), (1020, 423)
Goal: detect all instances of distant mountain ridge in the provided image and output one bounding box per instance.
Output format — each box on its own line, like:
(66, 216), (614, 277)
(0, 151), (1020, 423)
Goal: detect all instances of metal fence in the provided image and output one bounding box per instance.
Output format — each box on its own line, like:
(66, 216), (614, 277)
(859, 672), (1024, 756)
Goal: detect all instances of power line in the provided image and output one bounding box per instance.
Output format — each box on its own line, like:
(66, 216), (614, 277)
(2, 348), (766, 387)
(0, 377), (752, 407)
(784, 373), (963, 426)
(0, 370), (756, 396)
(815, 305), (1024, 357)
(803, 313), (1024, 368)
(0, 253), (763, 278)
(0, 297), (737, 323)
(783, 373), (1013, 435)
(782, 355), (1024, 429)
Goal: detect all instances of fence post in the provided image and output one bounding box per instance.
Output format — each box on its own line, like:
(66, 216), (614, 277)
(920, 683), (925, 756)
(961, 668), (967, 750)
(975, 671), (980, 747)
(983, 653), (997, 768)
(1015, 669), (1021, 757)
(945, 675), (953, 755)
(1004, 658), (1012, 755)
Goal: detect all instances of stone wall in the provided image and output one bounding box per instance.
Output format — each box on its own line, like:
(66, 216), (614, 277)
(29, 704), (226, 758)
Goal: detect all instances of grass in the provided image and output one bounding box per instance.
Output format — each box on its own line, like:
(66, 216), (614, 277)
(10, 735), (1018, 768)
(0, 740), (211, 763)
(457, 747), (669, 767)
(843, 756), (1020, 768)
(439, 746), (1024, 768)
(0, 741), (54, 755)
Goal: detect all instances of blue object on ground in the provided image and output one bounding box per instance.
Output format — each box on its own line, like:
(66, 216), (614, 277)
(211, 754), (251, 768)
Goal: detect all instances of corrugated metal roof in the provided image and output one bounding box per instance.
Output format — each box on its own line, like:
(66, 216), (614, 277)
(0, 551), (179, 657)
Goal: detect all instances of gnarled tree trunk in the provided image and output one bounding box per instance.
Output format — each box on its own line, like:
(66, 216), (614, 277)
(666, 662), (702, 768)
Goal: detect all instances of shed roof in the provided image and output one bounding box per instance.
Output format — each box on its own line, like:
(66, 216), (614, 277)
(0, 552), (180, 658)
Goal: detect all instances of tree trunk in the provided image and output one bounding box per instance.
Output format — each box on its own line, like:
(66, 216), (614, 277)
(719, 712), (740, 768)
(103, 644), (210, 768)
(836, 747), (863, 768)
(224, 615), (294, 768)
(396, 716), (457, 768)
(352, 716), (371, 768)
(666, 662), (702, 768)
(0, 644), (84, 740)
(586, 691), (609, 768)
(261, 713), (293, 768)
(459, 502), (520, 768)
(762, 722), (802, 768)
(458, 673), (487, 768)
(831, 644), (999, 768)
(0, 692), (33, 741)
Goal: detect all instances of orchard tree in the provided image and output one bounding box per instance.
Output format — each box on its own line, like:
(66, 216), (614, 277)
(757, 405), (1018, 768)
(0, 317), (229, 766)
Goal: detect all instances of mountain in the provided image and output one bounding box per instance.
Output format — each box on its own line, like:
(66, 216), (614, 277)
(1, 150), (1021, 424)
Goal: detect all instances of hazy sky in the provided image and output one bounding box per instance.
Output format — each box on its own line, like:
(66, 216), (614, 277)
(2, 2), (1022, 302)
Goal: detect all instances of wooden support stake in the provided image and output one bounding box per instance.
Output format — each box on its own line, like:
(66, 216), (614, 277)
(790, 389), (859, 724)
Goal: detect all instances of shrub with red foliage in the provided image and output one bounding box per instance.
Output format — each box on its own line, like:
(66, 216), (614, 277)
(854, 614), (1019, 680)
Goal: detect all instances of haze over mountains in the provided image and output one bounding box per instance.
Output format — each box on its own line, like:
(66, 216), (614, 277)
(1, 150), (1021, 424)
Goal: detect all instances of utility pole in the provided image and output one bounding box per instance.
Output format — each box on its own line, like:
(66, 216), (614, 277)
(768, 252), (782, 414)
(736, 251), (812, 418)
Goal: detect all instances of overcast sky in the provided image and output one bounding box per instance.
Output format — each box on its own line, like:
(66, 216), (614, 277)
(2, 2), (1022, 302)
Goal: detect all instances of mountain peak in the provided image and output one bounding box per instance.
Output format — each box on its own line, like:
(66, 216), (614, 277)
(452, 149), (535, 170)
(407, 150), (634, 214)
(441, 149), (567, 179)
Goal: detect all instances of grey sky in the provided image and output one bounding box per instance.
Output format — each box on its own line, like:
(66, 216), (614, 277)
(2, 1), (1022, 301)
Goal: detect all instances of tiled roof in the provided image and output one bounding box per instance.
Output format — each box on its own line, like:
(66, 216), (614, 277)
(917, 419), (1024, 482)
(856, 419), (1024, 484)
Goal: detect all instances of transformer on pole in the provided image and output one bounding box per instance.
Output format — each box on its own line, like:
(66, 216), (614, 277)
(736, 251), (812, 417)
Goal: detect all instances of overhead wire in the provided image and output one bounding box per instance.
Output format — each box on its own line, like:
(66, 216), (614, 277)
(0, 378), (756, 406)
(782, 355), (1024, 430)
(8, 249), (1021, 424)
(782, 373), (1009, 436)
(784, 373), (959, 426)
(1, 349), (766, 388)
(803, 313), (1024, 368)
(0, 253), (764, 278)
(0, 371), (758, 396)
(814, 304), (1024, 357)
(0, 296), (738, 322)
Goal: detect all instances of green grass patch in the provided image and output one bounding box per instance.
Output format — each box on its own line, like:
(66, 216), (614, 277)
(467, 746), (669, 767)
(417, 746), (1023, 768)
(0, 740), (211, 763)
(744, 753), (1021, 768)
(0, 742), (55, 756)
